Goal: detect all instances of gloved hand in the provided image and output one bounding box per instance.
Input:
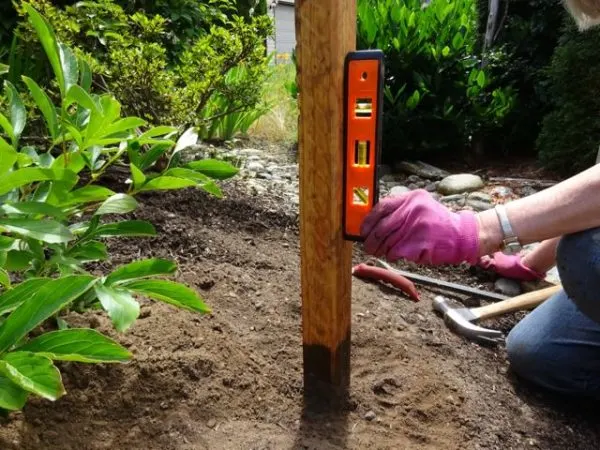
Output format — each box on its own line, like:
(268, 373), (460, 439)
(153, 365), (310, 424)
(360, 189), (480, 265)
(478, 252), (546, 281)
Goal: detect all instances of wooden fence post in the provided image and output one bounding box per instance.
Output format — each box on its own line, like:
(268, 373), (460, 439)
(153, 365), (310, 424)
(295, 0), (356, 404)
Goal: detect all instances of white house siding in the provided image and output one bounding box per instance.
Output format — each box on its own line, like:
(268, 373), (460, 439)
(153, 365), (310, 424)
(268, 0), (296, 64)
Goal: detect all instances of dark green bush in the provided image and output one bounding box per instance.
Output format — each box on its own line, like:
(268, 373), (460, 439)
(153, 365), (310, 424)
(475, 0), (564, 155)
(536, 15), (600, 174)
(4, 0), (272, 138)
(357, 0), (516, 164)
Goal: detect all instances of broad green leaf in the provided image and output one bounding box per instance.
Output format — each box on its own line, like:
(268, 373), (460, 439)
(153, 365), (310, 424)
(0, 275), (96, 353)
(0, 352), (64, 401)
(4, 81), (26, 143)
(0, 146), (17, 176)
(185, 159), (239, 179)
(65, 85), (98, 112)
(59, 185), (114, 207)
(94, 284), (139, 332)
(106, 258), (177, 286)
(22, 76), (59, 140)
(4, 250), (33, 272)
(0, 278), (49, 316)
(16, 329), (131, 363)
(138, 126), (177, 141)
(23, 4), (65, 97)
(0, 112), (14, 142)
(67, 241), (107, 262)
(52, 152), (86, 173)
(103, 117), (146, 137)
(0, 218), (73, 243)
(130, 163), (145, 189)
(0, 269), (9, 288)
(79, 57), (92, 92)
(137, 176), (197, 192)
(0, 168), (77, 196)
(0, 202), (66, 220)
(0, 236), (15, 251)
(123, 280), (210, 314)
(0, 64), (8, 75)
(476, 70), (486, 88)
(0, 374), (28, 410)
(138, 142), (171, 170)
(93, 220), (156, 238)
(164, 168), (223, 197)
(94, 194), (138, 216)
(58, 42), (78, 94)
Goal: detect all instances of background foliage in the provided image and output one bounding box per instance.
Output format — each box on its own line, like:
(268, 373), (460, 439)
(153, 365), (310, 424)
(357, 0), (516, 165)
(536, 16), (600, 174)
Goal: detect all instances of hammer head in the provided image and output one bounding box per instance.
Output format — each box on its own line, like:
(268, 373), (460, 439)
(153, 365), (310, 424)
(432, 296), (504, 345)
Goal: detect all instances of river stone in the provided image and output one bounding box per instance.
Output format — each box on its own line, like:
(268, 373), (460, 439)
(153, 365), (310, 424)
(246, 161), (265, 172)
(438, 174), (484, 195)
(390, 185), (410, 196)
(396, 161), (450, 180)
(466, 199), (492, 212)
(425, 182), (437, 192)
(440, 194), (467, 207)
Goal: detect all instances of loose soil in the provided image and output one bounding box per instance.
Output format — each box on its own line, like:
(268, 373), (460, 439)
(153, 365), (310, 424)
(0, 176), (599, 450)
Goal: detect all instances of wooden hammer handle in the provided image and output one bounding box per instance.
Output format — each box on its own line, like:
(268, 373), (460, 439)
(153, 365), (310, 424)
(472, 285), (562, 321)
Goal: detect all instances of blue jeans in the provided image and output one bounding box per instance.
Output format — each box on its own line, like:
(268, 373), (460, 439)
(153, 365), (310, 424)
(506, 227), (600, 399)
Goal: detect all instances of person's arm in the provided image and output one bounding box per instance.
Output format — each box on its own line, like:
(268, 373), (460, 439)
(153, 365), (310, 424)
(476, 164), (600, 257)
(521, 237), (560, 274)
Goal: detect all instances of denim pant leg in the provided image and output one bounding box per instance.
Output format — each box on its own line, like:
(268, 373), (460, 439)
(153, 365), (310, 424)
(506, 227), (600, 398)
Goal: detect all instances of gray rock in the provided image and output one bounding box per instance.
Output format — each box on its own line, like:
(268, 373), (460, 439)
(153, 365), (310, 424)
(415, 181), (426, 188)
(545, 266), (561, 284)
(520, 186), (538, 197)
(408, 183), (419, 190)
(239, 148), (264, 157)
(246, 161), (265, 172)
(440, 194), (467, 207)
(466, 199), (492, 212)
(364, 410), (376, 421)
(396, 161), (450, 180)
(390, 186), (410, 196)
(381, 174), (402, 183)
(438, 174), (484, 195)
(468, 191), (492, 203)
(425, 183), (437, 192)
(407, 175), (421, 183)
(494, 278), (521, 296)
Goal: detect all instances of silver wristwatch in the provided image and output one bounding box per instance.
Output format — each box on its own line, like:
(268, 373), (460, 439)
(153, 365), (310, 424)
(494, 204), (521, 255)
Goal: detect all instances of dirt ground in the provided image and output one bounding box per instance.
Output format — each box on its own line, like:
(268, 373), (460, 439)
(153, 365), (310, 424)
(0, 172), (599, 450)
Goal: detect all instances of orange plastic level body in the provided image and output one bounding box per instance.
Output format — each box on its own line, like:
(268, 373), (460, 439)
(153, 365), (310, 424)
(342, 50), (384, 241)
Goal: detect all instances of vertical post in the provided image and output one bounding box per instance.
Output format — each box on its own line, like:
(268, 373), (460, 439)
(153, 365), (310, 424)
(295, 0), (356, 404)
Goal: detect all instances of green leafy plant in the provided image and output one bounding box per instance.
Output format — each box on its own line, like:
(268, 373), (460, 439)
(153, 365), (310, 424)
(9, 0), (273, 139)
(0, 4), (239, 411)
(536, 14), (600, 174)
(357, 0), (516, 163)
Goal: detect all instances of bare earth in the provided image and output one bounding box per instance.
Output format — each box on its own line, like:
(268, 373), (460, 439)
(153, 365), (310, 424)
(0, 178), (598, 450)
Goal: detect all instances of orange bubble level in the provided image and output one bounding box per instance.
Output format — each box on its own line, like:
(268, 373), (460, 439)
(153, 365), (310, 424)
(342, 50), (384, 241)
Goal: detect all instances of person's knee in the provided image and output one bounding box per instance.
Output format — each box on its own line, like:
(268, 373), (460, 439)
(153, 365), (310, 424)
(557, 227), (600, 324)
(505, 321), (542, 379)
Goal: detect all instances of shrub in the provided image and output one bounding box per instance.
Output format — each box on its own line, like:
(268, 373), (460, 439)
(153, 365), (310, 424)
(357, 0), (516, 163)
(536, 14), (600, 174)
(0, 5), (239, 412)
(6, 0), (273, 138)
(475, 0), (564, 155)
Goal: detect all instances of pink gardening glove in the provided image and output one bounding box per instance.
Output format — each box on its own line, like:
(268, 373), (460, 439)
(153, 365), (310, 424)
(478, 252), (546, 281)
(360, 189), (480, 265)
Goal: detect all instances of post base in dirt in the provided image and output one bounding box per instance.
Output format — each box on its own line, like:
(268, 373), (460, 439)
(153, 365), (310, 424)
(295, 0), (356, 410)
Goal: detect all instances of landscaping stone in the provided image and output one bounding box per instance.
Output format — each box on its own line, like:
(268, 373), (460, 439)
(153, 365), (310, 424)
(425, 182), (437, 192)
(440, 194), (467, 207)
(437, 174), (484, 195)
(390, 185), (410, 196)
(396, 160), (450, 180)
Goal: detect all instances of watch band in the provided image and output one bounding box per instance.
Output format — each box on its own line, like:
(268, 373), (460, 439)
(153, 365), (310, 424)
(494, 204), (521, 254)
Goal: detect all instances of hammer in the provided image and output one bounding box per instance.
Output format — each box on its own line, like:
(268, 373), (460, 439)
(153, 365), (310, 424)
(432, 285), (562, 345)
